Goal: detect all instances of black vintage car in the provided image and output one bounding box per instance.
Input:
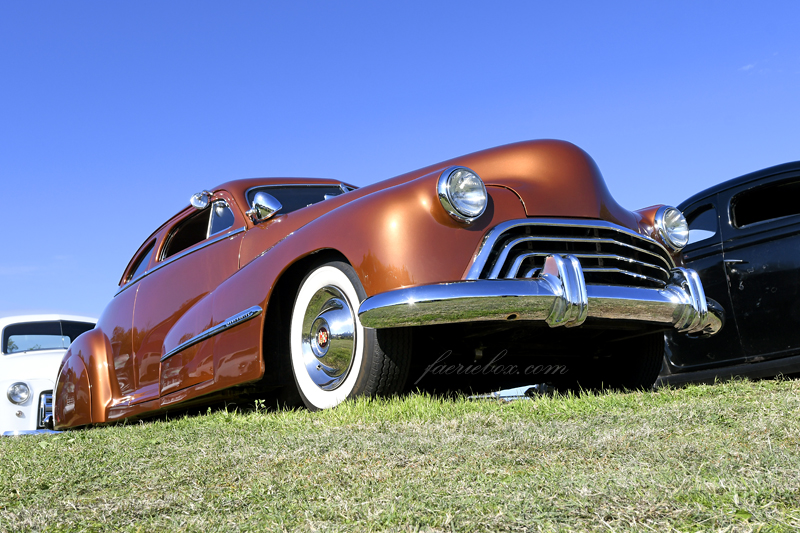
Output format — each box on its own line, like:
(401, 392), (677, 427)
(659, 161), (800, 385)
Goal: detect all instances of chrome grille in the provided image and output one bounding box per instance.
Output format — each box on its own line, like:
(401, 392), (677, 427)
(38, 391), (53, 429)
(468, 219), (675, 289)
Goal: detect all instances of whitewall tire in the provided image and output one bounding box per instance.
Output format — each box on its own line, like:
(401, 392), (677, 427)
(289, 261), (411, 410)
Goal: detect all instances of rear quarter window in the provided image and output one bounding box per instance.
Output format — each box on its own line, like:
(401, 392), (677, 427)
(126, 241), (155, 282)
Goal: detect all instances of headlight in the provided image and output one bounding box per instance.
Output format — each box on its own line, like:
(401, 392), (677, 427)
(655, 206), (689, 250)
(7, 382), (30, 405)
(437, 166), (487, 223)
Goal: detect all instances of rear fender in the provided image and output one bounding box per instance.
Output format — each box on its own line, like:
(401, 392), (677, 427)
(54, 355), (91, 429)
(53, 328), (117, 428)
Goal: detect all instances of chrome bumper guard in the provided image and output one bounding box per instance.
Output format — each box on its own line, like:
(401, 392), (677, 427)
(358, 254), (723, 336)
(38, 391), (53, 430)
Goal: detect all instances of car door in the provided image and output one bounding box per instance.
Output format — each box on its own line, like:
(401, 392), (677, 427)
(130, 191), (246, 403)
(106, 239), (157, 398)
(720, 171), (800, 360)
(665, 196), (746, 368)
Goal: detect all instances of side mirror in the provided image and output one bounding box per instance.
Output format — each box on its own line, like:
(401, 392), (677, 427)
(246, 192), (282, 223)
(190, 190), (212, 210)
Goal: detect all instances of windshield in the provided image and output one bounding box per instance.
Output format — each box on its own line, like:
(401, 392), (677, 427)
(3, 320), (95, 354)
(245, 185), (346, 215)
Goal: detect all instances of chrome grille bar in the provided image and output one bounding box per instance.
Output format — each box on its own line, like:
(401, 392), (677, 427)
(503, 251), (670, 280)
(468, 218), (675, 289)
(581, 267), (666, 286)
(487, 235), (671, 279)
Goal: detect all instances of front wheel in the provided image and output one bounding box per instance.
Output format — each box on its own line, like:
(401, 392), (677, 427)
(289, 261), (411, 410)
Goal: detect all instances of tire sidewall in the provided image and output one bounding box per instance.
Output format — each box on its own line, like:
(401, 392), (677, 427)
(289, 262), (373, 409)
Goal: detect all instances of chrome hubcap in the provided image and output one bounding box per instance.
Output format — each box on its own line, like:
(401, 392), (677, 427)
(301, 285), (356, 390)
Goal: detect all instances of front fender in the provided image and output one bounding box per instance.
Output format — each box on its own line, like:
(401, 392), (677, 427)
(197, 180), (524, 389)
(259, 178), (528, 297)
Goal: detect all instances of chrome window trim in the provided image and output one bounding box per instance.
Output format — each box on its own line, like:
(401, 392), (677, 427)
(160, 305), (262, 362)
(116, 226), (246, 296)
(466, 218), (675, 280)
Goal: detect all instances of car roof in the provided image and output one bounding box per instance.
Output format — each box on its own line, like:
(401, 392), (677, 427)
(0, 314), (97, 332)
(679, 161), (800, 210)
(131, 178), (356, 250)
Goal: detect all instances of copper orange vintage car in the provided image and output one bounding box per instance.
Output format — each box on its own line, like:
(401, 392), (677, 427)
(54, 140), (722, 428)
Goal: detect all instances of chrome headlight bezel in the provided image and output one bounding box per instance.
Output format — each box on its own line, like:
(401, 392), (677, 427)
(655, 206), (690, 250)
(437, 166), (488, 223)
(7, 382), (30, 405)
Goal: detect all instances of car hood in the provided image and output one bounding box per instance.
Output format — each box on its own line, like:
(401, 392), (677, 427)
(0, 349), (66, 382)
(346, 139), (640, 231)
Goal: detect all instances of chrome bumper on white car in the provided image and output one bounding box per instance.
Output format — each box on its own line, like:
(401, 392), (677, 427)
(358, 254), (723, 336)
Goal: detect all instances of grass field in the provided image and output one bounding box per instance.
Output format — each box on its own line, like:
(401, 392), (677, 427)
(1, 379), (799, 532)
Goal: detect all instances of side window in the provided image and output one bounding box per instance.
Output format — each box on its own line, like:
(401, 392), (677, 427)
(209, 202), (235, 237)
(685, 204), (719, 246)
(162, 200), (235, 259)
(731, 178), (800, 227)
(163, 209), (212, 259)
(126, 241), (155, 282)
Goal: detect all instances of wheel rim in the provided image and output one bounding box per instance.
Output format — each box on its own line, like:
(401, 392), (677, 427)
(300, 285), (356, 391)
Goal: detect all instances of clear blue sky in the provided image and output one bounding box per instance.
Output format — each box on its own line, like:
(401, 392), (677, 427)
(2, 1), (799, 318)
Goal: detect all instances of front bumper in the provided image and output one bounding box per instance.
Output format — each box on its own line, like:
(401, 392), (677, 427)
(358, 254), (723, 336)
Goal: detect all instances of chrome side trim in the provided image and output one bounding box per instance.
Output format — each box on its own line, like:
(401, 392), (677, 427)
(359, 254), (720, 337)
(465, 218), (675, 280)
(116, 226), (246, 296)
(160, 305), (263, 362)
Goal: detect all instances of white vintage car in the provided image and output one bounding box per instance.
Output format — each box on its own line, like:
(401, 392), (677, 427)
(1, 314), (96, 434)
